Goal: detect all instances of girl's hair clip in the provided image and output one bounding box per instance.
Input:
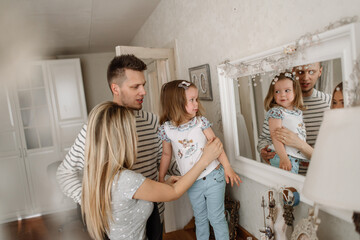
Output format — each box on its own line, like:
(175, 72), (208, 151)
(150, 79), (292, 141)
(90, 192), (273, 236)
(178, 81), (190, 90)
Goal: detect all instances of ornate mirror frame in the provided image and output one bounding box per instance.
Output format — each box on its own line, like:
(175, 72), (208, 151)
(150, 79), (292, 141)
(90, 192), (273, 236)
(217, 23), (360, 221)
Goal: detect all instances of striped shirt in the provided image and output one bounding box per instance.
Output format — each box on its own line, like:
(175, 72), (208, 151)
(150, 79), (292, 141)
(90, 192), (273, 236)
(56, 110), (165, 221)
(257, 89), (331, 174)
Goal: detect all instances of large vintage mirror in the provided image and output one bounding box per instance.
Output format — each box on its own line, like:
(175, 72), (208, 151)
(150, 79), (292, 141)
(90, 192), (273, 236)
(235, 58), (342, 173)
(217, 23), (360, 220)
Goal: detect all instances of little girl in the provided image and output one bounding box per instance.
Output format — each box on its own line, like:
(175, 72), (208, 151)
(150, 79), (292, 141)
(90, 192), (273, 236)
(263, 72), (307, 173)
(157, 80), (241, 240)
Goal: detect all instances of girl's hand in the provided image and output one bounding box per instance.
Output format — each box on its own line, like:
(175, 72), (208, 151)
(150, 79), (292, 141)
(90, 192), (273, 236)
(279, 156), (292, 171)
(274, 127), (302, 148)
(224, 166), (242, 187)
(201, 138), (223, 165)
(165, 176), (181, 185)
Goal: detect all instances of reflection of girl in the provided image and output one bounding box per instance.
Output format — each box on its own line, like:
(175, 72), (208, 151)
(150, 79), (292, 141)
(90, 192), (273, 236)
(276, 82), (344, 161)
(263, 72), (307, 173)
(158, 80), (241, 240)
(81, 102), (223, 240)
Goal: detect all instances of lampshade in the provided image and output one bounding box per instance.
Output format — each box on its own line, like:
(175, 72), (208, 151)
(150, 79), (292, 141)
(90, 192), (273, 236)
(302, 106), (360, 211)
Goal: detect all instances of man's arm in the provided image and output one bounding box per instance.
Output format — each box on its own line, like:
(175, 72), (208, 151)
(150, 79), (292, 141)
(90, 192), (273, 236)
(56, 124), (87, 204)
(257, 120), (275, 163)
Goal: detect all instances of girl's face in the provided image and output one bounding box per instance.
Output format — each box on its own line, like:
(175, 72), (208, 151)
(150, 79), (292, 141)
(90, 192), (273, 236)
(185, 87), (199, 120)
(331, 90), (344, 109)
(274, 78), (295, 110)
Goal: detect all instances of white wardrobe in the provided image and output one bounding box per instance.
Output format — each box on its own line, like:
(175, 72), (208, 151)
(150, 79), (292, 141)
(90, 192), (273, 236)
(0, 58), (87, 223)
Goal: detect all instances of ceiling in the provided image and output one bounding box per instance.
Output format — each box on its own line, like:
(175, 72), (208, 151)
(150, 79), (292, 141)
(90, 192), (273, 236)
(4, 0), (161, 56)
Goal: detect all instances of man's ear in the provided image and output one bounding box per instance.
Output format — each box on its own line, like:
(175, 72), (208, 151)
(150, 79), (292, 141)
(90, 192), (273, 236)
(111, 83), (120, 96)
(318, 66), (323, 77)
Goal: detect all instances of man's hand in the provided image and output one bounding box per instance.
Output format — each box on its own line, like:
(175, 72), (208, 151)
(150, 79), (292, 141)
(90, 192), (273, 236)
(260, 145), (276, 164)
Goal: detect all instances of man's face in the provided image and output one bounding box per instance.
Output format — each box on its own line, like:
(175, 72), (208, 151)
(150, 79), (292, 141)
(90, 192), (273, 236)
(293, 62), (322, 96)
(115, 69), (146, 110)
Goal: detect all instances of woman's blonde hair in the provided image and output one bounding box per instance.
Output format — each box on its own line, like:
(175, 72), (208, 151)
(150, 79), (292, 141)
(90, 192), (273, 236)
(159, 80), (204, 126)
(81, 101), (137, 240)
(264, 72), (305, 111)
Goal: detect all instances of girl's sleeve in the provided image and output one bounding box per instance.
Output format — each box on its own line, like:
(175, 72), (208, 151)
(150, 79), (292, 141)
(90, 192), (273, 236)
(265, 108), (284, 121)
(157, 124), (170, 142)
(200, 116), (212, 130)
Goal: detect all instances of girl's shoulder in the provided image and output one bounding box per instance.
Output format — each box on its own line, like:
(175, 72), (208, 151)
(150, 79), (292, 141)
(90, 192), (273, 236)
(199, 116), (212, 130)
(266, 107), (284, 120)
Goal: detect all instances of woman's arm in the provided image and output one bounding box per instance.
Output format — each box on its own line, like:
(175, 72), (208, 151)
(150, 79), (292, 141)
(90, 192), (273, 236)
(203, 127), (241, 186)
(268, 118), (292, 171)
(158, 141), (172, 182)
(274, 127), (313, 159)
(133, 138), (223, 202)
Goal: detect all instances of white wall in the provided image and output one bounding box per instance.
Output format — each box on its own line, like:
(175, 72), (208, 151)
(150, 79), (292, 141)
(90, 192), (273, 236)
(58, 52), (115, 112)
(131, 0), (360, 239)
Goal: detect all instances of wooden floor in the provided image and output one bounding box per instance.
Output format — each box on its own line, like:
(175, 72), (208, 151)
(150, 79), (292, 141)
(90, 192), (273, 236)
(0, 209), (90, 240)
(0, 209), (196, 240)
(0, 210), (251, 240)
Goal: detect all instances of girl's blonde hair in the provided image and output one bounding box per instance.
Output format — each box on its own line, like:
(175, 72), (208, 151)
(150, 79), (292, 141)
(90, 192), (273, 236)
(159, 80), (204, 126)
(81, 101), (137, 240)
(264, 72), (305, 111)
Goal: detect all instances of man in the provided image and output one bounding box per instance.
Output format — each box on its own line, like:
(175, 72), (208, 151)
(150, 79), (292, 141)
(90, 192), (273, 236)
(257, 62), (331, 175)
(56, 54), (164, 240)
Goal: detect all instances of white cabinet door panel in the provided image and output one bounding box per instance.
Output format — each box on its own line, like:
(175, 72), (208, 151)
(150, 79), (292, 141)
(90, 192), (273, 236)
(0, 156), (31, 222)
(47, 59), (87, 122)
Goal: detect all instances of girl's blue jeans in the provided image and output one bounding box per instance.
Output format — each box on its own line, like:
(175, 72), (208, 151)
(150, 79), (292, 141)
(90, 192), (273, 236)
(270, 154), (300, 174)
(187, 166), (229, 240)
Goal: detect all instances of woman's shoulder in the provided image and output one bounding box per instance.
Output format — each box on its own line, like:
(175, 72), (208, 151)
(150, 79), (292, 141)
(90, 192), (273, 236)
(119, 170), (145, 183)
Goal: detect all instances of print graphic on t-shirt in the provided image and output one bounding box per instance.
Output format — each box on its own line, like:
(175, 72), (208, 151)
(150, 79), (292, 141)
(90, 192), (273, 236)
(178, 139), (198, 162)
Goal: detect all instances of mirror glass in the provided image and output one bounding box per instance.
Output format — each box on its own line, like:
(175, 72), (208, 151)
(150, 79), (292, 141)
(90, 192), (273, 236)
(234, 58), (343, 175)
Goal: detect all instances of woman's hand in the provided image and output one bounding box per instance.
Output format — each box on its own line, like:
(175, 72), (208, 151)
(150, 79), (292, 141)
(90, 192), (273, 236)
(201, 138), (223, 165)
(274, 127), (302, 148)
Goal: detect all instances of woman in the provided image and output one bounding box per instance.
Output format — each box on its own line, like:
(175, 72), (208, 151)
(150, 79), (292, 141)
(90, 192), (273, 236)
(81, 101), (223, 240)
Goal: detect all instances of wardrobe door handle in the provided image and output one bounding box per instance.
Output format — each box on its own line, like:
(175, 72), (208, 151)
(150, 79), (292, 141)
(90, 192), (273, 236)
(19, 147), (23, 158)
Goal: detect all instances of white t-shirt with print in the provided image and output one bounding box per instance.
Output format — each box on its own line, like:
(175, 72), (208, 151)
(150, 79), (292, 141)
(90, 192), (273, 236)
(158, 116), (219, 180)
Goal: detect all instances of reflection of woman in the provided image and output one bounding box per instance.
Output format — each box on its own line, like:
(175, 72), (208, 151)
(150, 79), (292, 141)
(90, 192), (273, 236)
(331, 82), (343, 109)
(275, 82), (344, 161)
(81, 102), (223, 240)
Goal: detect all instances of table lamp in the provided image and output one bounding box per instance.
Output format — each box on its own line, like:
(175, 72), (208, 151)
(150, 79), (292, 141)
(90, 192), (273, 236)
(302, 106), (360, 234)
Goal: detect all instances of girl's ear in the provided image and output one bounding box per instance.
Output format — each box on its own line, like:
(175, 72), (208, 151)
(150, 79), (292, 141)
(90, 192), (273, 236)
(111, 83), (120, 96)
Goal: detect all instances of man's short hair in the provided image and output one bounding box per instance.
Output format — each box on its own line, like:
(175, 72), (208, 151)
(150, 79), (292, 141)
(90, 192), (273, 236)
(107, 54), (147, 90)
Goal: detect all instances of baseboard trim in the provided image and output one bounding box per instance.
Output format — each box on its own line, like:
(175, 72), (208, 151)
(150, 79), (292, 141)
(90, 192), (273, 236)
(236, 225), (258, 240)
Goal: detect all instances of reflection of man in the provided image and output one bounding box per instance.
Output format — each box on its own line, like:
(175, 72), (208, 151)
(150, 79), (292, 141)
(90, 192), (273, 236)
(56, 55), (164, 240)
(257, 62), (331, 175)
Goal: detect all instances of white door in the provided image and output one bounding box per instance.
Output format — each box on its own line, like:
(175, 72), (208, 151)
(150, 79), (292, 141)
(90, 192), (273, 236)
(13, 63), (64, 213)
(0, 82), (32, 222)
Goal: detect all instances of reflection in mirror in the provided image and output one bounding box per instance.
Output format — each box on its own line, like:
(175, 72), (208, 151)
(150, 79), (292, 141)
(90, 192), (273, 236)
(234, 59), (343, 175)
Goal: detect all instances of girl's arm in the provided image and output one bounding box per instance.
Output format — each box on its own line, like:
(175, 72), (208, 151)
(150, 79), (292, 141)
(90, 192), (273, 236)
(158, 141), (172, 182)
(268, 118), (292, 171)
(133, 138), (223, 202)
(274, 127), (313, 159)
(203, 127), (242, 187)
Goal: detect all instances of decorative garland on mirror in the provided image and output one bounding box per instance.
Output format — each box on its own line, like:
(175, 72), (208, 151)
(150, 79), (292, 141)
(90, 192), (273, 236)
(347, 56), (360, 107)
(219, 16), (358, 84)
